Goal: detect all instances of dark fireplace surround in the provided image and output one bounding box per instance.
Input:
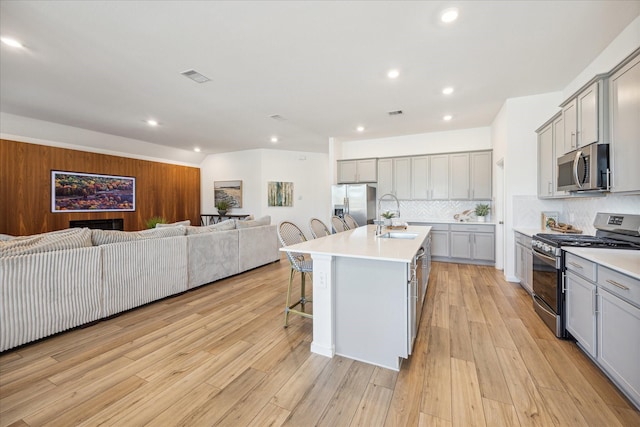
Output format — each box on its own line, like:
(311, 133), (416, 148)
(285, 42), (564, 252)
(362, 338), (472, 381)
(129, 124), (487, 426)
(69, 218), (124, 231)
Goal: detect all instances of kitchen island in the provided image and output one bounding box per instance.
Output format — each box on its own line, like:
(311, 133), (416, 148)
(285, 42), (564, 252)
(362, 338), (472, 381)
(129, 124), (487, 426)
(280, 225), (431, 370)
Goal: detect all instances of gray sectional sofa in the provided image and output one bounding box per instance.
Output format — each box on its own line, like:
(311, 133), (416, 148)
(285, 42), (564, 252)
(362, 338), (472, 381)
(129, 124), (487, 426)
(0, 218), (279, 352)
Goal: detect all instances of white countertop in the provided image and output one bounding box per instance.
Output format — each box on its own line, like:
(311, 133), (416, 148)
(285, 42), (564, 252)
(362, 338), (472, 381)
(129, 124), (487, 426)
(280, 225), (431, 263)
(563, 247), (640, 280)
(512, 227), (580, 238)
(407, 218), (496, 225)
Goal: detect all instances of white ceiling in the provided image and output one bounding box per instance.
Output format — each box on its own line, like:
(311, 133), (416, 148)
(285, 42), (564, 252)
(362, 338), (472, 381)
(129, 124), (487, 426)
(1, 1), (639, 155)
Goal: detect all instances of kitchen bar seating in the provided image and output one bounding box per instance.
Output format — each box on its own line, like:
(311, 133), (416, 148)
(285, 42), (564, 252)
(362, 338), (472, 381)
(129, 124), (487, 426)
(331, 215), (349, 233)
(309, 218), (331, 239)
(343, 213), (359, 229)
(277, 221), (313, 327)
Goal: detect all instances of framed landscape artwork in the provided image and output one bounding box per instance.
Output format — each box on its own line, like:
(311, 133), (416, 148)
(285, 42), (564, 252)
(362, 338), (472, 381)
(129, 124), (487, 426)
(268, 181), (294, 207)
(52, 171), (135, 212)
(214, 180), (243, 208)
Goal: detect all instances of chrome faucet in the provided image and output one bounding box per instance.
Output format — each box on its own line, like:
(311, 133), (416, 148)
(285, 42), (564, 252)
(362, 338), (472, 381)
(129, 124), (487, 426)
(377, 193), (400, 219)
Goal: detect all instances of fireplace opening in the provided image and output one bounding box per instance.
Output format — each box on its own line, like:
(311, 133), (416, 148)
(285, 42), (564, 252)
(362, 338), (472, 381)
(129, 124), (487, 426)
(69, 218), (124, 230)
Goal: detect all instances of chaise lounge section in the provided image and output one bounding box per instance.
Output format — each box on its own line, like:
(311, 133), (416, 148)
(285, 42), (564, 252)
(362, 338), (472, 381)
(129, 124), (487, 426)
(0, 217), (279, 352)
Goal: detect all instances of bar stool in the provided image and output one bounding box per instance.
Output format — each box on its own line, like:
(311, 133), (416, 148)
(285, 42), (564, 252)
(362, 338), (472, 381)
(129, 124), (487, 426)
(331, 215), (349, 233)
(277, 221), (313, 327)
(309, 217), (331, 239)
(343, 213), (359, 229)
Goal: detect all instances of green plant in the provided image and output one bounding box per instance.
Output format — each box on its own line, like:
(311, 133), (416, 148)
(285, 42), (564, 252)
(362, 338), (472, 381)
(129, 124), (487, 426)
(381, 211), (395, 219)
(475, 203), (490, 217)
(215, 200), (230, 211)
(145, 216), (167, 229)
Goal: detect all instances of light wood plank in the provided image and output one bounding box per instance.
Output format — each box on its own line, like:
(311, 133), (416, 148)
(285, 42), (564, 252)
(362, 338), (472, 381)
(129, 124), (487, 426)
(469, 321), (512, 404)
(421, 326), (451, 421)
(418, 412), (453, 427)
(450, 357), (487, 427)
(481, 398), (520, 427)
(352, 383), (394, 427)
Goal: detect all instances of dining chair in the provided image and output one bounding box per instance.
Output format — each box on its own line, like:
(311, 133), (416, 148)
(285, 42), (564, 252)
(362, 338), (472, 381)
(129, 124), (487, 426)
(331, 216), (349, 233)
(309, 218), (331, 239)
(343, 213), (359, 229)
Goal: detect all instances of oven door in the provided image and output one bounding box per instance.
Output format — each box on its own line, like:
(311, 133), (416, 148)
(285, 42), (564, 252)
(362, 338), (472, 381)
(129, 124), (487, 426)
(532, 249), (563, 337)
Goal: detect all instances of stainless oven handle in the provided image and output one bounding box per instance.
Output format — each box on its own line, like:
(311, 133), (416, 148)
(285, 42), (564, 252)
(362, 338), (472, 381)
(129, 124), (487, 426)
(573, 150), (583, 189)
(533, 295), (555, 317)
(534, 250), (556, 263)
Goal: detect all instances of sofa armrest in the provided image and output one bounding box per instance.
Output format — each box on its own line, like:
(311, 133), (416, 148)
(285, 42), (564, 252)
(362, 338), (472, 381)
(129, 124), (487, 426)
(187, 230), (239, 289)
(238, 225), (279, 272)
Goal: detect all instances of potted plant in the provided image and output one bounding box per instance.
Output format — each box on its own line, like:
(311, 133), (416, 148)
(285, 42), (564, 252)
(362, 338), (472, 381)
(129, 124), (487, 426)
(381, 211), (395, 226)
(215, 200), (231, 216)
(145, 216), (167, 229)
(474, 203), (490, 222)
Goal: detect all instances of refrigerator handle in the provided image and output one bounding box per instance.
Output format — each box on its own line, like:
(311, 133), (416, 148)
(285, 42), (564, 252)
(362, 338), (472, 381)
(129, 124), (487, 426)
(345, 197), (349, 213)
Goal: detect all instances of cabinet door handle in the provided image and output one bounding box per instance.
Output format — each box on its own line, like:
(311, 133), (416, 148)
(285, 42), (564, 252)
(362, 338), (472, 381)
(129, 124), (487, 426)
(568, 262), (583, 269)
(548, 182), (552, 195)
(606, 279), (630, 291)
(592, 288), (597, 314)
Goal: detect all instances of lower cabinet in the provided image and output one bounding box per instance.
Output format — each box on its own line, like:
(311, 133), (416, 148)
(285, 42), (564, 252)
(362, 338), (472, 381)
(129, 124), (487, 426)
(514, 232), (533, 294)
(450, 224), (495, 264)
(565, 271), (597, 358)
(564, 252), (640, 408)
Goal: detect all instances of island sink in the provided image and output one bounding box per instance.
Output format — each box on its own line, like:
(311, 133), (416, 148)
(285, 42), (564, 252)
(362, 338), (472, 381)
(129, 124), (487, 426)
(379, 232), (418, 240)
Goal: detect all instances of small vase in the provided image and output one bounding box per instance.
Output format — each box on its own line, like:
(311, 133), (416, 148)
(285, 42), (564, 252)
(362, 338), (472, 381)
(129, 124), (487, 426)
(384, 218), (392, 226)
(477, 216), (485, 222)
(218, 210), (227, 216)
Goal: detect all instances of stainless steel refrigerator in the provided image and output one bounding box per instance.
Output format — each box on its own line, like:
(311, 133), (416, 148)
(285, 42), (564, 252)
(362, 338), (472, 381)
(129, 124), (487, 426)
(331, 184), (377, 226)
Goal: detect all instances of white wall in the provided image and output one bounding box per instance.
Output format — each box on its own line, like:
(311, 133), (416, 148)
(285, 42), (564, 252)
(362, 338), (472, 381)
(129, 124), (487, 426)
(0, 112), (204, 167)
(338, 127), (491, 161)
(200, 149), (331, 239)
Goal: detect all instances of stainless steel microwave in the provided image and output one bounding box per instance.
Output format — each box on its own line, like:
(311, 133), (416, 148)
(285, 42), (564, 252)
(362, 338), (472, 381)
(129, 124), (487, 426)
(557, 143), (610, 192)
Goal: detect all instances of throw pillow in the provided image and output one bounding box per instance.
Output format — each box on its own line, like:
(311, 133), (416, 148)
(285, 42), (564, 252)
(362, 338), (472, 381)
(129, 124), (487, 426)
(184, 219), (236, 235)
(138, 226), (187, 239)
(91, 229), (140, 246)
(0, 234), (15, 241)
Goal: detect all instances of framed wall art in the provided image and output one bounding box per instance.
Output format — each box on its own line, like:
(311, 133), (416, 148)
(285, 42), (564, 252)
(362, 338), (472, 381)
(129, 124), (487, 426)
(52, 171), (135, 212)
(268, 181), (293, 207)
(214, 180), (242, 208)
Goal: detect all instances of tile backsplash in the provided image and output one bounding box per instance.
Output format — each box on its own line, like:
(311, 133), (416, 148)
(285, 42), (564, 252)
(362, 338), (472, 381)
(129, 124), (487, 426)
(512, 194), (640, 235)
(379, 200), (492, 222)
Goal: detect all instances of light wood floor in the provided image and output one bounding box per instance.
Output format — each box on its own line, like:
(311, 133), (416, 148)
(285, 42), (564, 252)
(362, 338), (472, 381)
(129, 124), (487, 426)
(1, 259), (639, 426)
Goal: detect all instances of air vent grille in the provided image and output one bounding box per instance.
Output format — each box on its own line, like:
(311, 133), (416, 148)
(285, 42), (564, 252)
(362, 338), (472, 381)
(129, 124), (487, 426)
(388, 110), (403, 116)
(181, 69), (211, 83)
(269, 114), (286, 121)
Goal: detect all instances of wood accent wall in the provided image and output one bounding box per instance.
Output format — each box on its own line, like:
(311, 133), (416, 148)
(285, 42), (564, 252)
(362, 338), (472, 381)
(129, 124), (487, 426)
(0, 139), (200, 235)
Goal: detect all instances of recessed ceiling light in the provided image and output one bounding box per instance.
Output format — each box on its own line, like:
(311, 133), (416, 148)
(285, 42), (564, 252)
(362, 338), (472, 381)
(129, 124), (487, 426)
(1, 36), (24, 48)
(387, 69), (400, 79)
(440, 8), (459, 23)
(443, 115), (453, 121)
(270, 136), (278, 143)
(194, 147), (201, 152)
(146, 119), (158, 126)
(442, 87), (454, 95)
(356, 126), (365, 132)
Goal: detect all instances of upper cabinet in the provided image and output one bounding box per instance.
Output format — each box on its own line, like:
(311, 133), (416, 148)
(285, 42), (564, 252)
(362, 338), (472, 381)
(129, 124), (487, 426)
(410, 154), (449, 200)
(537, 113), (568, 199)
(560, 75), (608, 156)
(337, 158), (377, 183)
(609, 50), (640, 194)
(377, 157), (412, 199)
(450, 151), (492, 200)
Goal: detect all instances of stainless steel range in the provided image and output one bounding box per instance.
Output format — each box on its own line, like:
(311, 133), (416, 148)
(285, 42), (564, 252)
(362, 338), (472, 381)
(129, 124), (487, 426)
(531, 213), (640, 337)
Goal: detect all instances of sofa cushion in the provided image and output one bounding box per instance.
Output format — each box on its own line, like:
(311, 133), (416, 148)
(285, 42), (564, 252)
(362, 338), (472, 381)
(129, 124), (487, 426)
(92, 226), (186, 245)
(235, 215), (271, 229)
(185, 219), (236, 235)
(156, 220), (191, 228)
(0, 234), (15, 242)
(0, 228), (93, 257)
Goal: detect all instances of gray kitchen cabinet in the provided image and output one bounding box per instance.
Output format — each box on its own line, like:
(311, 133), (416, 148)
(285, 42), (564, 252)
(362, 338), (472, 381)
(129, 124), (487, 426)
(470, 151), (492, 200)
(449, 153), (470, 199)
(337, 158), (377, 183)
(393, 157), (412, 199)
(376, 157), (411, 199)
(537, 120), (554, 198)
(537, 113), (569, 199)
(449, 223), (495, 264)
(430, 154), (450, 200)
(609, 50), (640, 194)
(412, 154), (450, 200)
(560, 75), (608, 155)
(377, 158), (393, 196)
(565, 270), (597, 358)
(514, 231), (532, 294)
(563, 251), (640, 408)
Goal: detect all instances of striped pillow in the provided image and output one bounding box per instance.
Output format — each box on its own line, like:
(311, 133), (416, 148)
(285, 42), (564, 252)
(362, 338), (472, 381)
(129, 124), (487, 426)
(235, 215), (271, 229)
(156, 220), (191, 228)
(185, 220), (236, 235)
(0, 228), (93, 257)
(92, 226), (186, 245)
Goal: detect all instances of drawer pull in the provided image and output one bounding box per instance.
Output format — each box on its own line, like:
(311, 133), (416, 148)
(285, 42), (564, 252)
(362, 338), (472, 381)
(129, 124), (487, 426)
(606, 279), (630, 291)
(568, 262), (583, 269)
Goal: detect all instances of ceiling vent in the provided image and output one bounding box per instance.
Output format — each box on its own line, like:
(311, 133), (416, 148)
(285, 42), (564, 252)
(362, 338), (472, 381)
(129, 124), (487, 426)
(388, 110), (403, 116)
(181, 69), (211, 83)
(269, 114), (287, 121)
